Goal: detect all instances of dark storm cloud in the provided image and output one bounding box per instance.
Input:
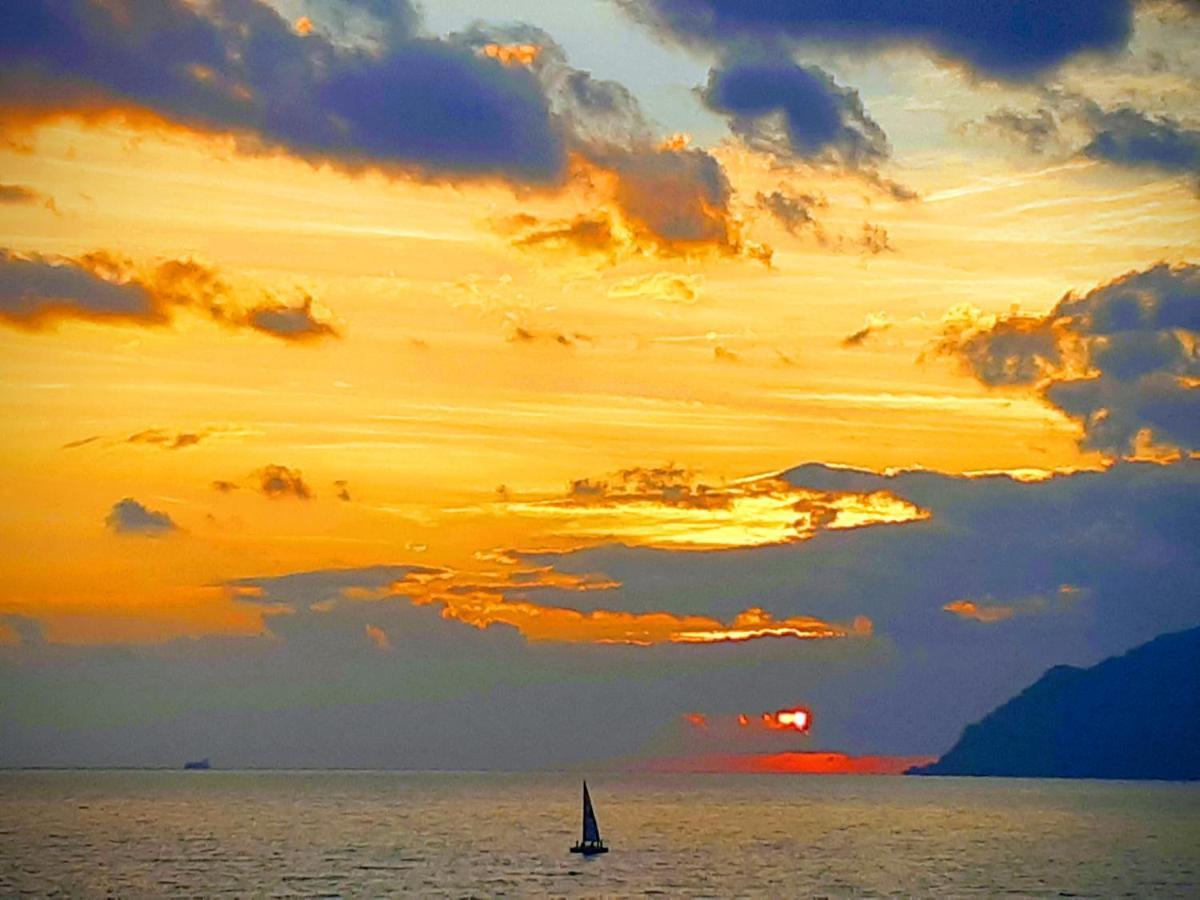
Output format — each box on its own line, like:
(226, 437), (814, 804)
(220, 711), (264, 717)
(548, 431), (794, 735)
(0, 248), (339, 341)
(934, 262), (1199, 455)
(702, 59), (889, 167)
(618, 0), (1138, 81)
(105, 498), (178, 535)
(0, 0), (565, 184)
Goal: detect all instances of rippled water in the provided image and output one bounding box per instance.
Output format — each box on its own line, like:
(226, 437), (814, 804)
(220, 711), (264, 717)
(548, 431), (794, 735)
(1, 771), (1197, 896)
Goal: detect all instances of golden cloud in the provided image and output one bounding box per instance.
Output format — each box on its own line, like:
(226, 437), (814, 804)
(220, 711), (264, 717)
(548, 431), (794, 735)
(389, 565), (869, 647)
(488, 466), (928, 549)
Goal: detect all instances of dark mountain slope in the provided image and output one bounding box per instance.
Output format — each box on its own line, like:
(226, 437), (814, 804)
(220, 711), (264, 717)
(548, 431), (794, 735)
(910, 626), (1200, 780)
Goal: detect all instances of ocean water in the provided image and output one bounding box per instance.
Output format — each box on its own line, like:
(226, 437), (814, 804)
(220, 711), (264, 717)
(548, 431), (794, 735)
(1, 771), (1197, 897)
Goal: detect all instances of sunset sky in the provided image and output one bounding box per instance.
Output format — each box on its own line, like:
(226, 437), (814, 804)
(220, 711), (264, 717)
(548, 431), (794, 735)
(1, 0), (1197, 770)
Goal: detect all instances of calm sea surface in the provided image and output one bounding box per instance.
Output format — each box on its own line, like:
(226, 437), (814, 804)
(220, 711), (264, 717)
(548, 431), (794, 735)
(1, 770), (1197, 897)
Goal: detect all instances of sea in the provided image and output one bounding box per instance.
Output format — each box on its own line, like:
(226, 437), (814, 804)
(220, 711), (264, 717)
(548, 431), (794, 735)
(1, 770), (1197, 897)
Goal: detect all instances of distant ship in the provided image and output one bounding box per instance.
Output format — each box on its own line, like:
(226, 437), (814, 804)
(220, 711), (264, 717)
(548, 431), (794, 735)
(569, 780), (609, 855)
(183, 758), (211, 770)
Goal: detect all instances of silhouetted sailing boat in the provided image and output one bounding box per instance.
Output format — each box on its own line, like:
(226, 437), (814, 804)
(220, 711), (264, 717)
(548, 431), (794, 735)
(569, 780), (609, 855)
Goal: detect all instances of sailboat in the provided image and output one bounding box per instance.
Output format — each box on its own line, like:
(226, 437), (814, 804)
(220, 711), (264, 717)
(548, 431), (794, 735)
(569, 780), (609, 855)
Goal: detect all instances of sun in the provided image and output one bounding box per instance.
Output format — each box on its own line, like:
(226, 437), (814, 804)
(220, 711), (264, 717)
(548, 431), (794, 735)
(764, 707), (812, 732)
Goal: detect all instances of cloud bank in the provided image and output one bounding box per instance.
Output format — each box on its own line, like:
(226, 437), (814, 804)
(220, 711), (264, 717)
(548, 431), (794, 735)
(2, 460), (1197, 768)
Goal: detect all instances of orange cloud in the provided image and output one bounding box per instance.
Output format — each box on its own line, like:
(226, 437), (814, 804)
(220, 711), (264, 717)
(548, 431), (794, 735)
(481, 43), (542, 67)
(502, 210), (634, 264)
(364, 623), (391, 651)
(943, 599), (1015, 623)
(944, 585), (1084, 623)
(390, 567), (869, 647)
(608, 271), (703, 304)
(673, 610), (870, 644)
(491, 467), (928, 549)
(504, 151), (771, 266)
(415, 591), (864, 646)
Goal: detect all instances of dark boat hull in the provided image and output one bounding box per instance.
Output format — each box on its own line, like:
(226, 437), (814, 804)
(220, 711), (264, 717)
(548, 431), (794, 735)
(570, 844), (609, 855)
